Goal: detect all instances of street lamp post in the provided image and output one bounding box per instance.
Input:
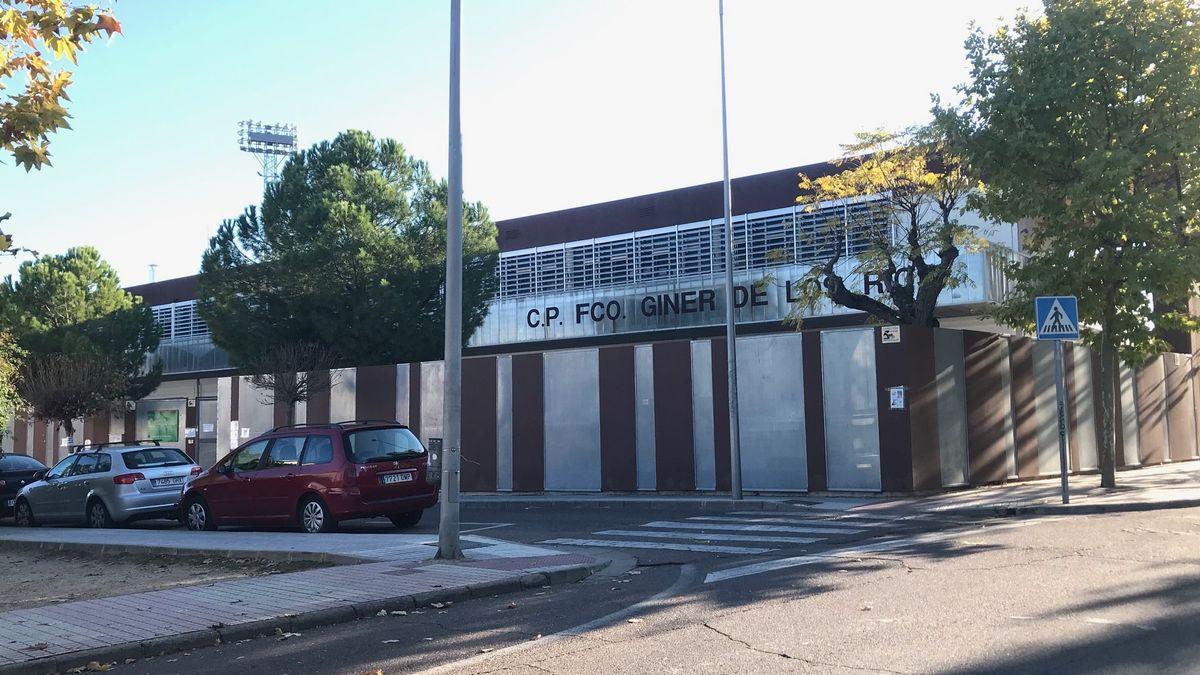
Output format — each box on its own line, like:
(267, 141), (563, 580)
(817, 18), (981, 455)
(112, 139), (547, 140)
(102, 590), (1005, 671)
(718, 0), (743, 500)
(437, 0), (464, 560)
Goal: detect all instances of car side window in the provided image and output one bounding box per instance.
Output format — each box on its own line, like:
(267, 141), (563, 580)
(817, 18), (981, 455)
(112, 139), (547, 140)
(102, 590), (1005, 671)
(46, 455), (77, 480)
(300, 436), (334, 466)
(69, 454), (100, 476)
(265, 437), (303, 468)
(230, 440), (268, 472)
(95, 455), (112, 473)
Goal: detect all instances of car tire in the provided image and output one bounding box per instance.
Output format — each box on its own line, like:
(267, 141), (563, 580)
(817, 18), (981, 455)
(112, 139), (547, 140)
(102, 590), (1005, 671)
(13, 499), (36, 527)
(388, 510), (423, 529)
(87, 499), (115, 529)
(298, 496), (336, 534)
(184, 497), (217, 531)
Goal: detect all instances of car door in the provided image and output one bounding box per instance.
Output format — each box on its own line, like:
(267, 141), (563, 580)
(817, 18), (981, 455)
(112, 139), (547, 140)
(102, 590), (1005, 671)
(253, 436), (304, 522)
(25, 455), (78, 521)
(209, 440), (269, 521)
(60, 453), (104, 523)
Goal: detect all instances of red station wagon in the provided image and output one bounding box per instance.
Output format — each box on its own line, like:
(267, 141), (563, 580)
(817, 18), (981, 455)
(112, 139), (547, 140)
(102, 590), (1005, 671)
(181, 421), (438, 533)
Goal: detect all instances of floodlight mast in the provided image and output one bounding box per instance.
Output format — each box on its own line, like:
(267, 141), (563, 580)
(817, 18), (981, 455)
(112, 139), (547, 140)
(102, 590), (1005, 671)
(237, 120), (298, 193)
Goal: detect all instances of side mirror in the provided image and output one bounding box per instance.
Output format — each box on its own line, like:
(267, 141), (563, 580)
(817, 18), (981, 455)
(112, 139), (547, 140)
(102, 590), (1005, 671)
(33, 470), (46, 481)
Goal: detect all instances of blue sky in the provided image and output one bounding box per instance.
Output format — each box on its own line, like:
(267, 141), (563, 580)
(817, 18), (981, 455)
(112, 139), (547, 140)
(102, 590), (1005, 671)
(1, 0), (1031, 285)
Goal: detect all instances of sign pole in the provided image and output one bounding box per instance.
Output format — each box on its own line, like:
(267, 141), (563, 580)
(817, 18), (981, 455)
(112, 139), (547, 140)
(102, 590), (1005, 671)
(717, 0), (743, 500)
(437, 0), (464, 560)
(1052, 340), (1071, 504)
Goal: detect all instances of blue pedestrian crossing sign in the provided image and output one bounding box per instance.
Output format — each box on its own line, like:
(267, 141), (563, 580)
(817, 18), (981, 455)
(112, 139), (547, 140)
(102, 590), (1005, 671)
(1035, 296), (1079, 340)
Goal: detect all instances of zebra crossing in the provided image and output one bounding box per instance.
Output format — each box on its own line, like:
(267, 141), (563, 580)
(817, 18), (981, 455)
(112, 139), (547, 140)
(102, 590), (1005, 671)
(539, 511), (897, 557)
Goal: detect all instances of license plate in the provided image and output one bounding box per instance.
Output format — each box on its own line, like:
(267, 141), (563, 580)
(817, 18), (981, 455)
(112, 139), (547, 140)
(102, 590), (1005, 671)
(153, 477), (185, 487)
(381, 472), (414, 485)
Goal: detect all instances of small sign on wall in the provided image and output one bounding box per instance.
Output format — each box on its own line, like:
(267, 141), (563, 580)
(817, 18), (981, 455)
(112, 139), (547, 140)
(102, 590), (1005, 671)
(888, 386), (906, 410)
(881, 326), (902, 344)
(229, 422), (239, 449)
(240, 427), (251, 439)
(108, 434), (122, 444)
(202, 423), (215, 433)
(185, 427), (197, 439)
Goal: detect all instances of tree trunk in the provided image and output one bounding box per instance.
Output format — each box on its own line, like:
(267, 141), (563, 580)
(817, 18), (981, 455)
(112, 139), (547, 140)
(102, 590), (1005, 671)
(286, 401), (296, 427)
(61, 418), (75, 439)
(1097, 328), (1118, 489)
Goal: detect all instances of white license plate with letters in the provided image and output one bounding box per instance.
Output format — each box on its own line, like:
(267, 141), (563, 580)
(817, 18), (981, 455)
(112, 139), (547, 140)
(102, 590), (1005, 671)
(381, 472), (414, 485)
(153, 477), (185, 487)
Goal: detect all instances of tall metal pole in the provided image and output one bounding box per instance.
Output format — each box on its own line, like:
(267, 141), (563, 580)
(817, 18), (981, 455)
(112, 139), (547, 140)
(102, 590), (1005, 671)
(718, 0), (743, 500)
(1052, 341), (1071, 504)
(437, 0), (464, 559)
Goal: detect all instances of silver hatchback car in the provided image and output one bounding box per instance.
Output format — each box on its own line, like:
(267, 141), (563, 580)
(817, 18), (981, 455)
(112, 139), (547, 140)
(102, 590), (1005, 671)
(14, 442), (199, 528)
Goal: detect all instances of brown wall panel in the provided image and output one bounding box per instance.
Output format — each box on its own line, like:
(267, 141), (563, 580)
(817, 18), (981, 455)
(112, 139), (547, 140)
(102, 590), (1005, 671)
(903, 327), (941, 491)
(408, 365), (421, 437)
(33, 420), (46, 464)
(801, 332), (828, 492)
(1136, 359), (1167, 465)
(876, 327), (914, 492)
(511, 353), (545, 492)
(964, 331), (1010, 485)
(599, 346), (637, 491)
(273, 398), (288, 428)
(710, 338), (732, 492)
(306, 371), (331, 424)
(1010, 338), (1040, 478)
(652, 341), (695, 491)
(123, 410), (136, 444)
(93, 413), (109, 446)
(1164, 356), (1198, 461)
(13, 416), (27, 455)
(356, 364), (398, 422)
(185, 401), (199, 460)
(461, 357), (498, 492)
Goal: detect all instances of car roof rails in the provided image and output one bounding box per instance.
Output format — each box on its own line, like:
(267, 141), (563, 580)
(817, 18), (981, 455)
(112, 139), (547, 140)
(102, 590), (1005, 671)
(267, 422), (340, 433)
(70, 439), (162, 453)
(333, 419), (408, 428)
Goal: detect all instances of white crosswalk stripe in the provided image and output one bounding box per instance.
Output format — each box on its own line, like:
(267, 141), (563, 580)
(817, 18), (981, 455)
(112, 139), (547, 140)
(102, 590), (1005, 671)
(687, 515), (887, 528)
(642, 520), (865, 535)
(730, 511), (898, 522)
(594, 529), (822, 545)
(540, 538), (775, 554)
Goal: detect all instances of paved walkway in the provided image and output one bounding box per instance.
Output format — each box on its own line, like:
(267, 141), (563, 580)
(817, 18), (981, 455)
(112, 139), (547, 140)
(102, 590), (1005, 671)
(0, 532), (597, 674)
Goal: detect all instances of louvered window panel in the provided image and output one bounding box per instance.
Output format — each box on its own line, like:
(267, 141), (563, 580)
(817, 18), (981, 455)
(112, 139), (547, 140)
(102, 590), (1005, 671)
(568, 244), (594, 289)
(535, 249), (565, 293)
(635, 231), (675, 281)
(709, 219), (749, 271)
(845, 201), (887, 257)
(594, 239), (634, 287)
(796, 206), (845, 263)
(171, 302), (207, 338)
(746, 213), (794, 267)
(151, 306), (174, 340)
(676, 227), (711, 277)
(499, 252), (535, 297)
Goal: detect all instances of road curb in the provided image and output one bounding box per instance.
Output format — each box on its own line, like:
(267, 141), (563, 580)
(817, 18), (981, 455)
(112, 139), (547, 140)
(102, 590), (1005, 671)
(461, 497), (802, 511)
(946, 497), (1200, 517)
(0, 538), (366, 566)
(0, 560), (605, 675)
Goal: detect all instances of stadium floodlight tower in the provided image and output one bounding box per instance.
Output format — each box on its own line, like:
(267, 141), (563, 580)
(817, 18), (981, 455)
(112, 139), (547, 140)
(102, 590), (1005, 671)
(237, 120), (298, 192)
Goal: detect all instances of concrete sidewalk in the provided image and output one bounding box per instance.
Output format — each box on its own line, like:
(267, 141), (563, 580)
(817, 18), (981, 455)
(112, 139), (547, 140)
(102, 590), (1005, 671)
(0, 531), (601, 674)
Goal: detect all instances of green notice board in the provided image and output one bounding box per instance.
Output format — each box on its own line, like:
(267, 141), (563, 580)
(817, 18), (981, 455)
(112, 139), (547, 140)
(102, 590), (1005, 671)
(147, 410), (179, 442)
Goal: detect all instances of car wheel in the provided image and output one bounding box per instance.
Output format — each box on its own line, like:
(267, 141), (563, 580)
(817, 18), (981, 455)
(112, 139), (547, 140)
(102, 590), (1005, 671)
(14, 499), (36, 527)
(298, 496), (336, 533)
(388, 509), (423, 529)
(184, 497), (217, 531)
(87, 500), (115, 529)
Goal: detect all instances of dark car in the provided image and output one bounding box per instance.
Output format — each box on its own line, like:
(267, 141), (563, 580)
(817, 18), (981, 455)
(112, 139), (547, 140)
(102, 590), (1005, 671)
(1, 453), (48, 519)
(181, 421), (438, 533)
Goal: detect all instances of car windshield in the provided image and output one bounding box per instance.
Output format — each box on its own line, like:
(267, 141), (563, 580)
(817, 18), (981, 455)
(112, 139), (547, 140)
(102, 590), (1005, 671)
(122, 448), (192, 469)
(345, 427), (425, 463)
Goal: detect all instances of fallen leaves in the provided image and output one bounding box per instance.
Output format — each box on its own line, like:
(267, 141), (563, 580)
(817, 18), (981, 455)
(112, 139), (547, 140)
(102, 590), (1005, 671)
(65, 662), (113, 673)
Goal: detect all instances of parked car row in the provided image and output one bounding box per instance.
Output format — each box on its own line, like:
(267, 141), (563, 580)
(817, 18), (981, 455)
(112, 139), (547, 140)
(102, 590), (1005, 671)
(0, 420), (438, 534)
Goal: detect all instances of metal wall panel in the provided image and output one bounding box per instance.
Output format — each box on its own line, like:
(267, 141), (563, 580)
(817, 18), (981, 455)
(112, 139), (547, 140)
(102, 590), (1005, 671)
(736, 333), (807, 491)
(1120, 364), (1141, 465)
(821, 328), (881, 491)
(1072, 346), (1100, 469)
(543, 349), (602, 491)
(934, 329), (969, 486)
(496, 356), (514, 491)
(237, 376), (275, 443)
(329, 368), (356, 424)
(690, 340), (717, 490)
(419, 362), (444, 448)
(1033, 342), (1060, 475)
(395, 364), (410, 426)
(634, 345), (657, 490)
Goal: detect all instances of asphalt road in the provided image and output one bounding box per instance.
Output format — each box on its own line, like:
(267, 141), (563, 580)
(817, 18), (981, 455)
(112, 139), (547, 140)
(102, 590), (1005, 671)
(106, 503), (1200, 674)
